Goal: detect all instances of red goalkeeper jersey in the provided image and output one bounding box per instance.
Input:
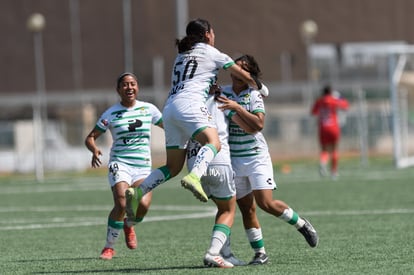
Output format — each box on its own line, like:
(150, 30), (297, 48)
(311, 94), (349, 144)
(311, 94), (349, 129)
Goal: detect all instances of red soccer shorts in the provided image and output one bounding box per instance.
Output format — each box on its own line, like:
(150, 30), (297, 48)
(319, 127), (339, 145)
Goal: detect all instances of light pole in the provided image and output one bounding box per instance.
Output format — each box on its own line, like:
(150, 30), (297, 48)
(122, 0), (133, 72)
(175, 0), (188, 38)
(27, 13), (46, 183)
(300, 19), (318, 105)
(69, 0), (83, 90)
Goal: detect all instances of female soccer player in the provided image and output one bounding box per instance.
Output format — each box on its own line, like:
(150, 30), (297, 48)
(186, 84), (246, 268)
(125, 19), (268, 220)
(311, 85), (349, 179)
(85, 72), (163, 260)
(217, 55), (319, 264)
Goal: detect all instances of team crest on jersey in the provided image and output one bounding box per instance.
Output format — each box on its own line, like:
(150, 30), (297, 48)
(240, 93), (251, 104)
(137, 107), (148, 115)
(115, 112), (123, 119)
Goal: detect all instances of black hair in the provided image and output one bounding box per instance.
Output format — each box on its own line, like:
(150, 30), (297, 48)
(322, 85), (332, 95)
(116, 72), (137, 89)
(234, 54), (262, 79)
(175, 18), (211, 53)
(234, 54), (263, 88)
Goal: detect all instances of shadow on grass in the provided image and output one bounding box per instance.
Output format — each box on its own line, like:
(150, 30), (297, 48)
(14, 257), (208, 274)
(32, 266), (208, 274)
(14, 257), (97, 263)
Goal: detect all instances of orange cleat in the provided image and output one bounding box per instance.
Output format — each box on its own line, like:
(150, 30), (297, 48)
(123, 218), (137, 249)
(100, 247), (115, 260)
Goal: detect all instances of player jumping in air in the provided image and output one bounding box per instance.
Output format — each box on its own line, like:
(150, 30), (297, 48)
(125, 19), (268, 223)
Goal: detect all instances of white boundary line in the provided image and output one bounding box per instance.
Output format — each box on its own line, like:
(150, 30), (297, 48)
(1, 206), (413, 231)
(0, 205), (215, 213)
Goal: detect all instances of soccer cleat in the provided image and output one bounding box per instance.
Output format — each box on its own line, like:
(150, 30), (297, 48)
(248, 252), (269, 265)
(222, 253), (246, 266)
(331, 172), (339, 181)
(298, 218), (319, 247)
(181, 172), (208, 202)
(125, 187), (142, 221)
(123, 218), (137, 249)
(99, 247), (115, 260)
(203, 253), (234, 268)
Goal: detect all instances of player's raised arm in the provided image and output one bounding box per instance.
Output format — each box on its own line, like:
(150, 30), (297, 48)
(227, 60), (269, 97)
(227, 63), (259, 89)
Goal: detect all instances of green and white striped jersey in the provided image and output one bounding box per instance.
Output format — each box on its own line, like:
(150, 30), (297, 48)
(95, 100), (162, 168)
(221, 85), (269, 158)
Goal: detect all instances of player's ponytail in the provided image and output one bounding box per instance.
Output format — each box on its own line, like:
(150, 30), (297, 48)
(176, 18), (211, 53)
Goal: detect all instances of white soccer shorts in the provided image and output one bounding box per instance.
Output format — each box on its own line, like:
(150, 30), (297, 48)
(201, 163), (236, 199)
(163, 98), (216, 149)
(232, 153), (276, 200)
(107, 161), (151, 187)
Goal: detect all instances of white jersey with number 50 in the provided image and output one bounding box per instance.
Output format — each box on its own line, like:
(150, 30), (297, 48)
(167, 43), (234, 103)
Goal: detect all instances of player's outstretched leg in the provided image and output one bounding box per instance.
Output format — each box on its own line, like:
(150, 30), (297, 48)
(181, 172), (208, 202)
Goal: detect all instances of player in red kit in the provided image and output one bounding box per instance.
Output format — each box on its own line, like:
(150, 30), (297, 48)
(311, 85), (349, 179)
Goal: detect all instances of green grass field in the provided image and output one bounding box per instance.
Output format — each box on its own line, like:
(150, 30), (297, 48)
(1, 157), (413, 275)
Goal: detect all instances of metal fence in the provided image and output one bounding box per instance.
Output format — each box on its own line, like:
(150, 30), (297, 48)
(0, 80), (395, 177)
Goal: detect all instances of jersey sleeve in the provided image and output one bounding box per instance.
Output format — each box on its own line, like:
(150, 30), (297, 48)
(148, 103), (163, 125)
(250, 90), (266, 114)
(207, 44), (235, 70)
(336, 98), (349, 110)
(95, 108), (112, 132)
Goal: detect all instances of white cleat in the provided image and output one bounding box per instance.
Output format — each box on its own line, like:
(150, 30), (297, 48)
(203, 253), (234, 268)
